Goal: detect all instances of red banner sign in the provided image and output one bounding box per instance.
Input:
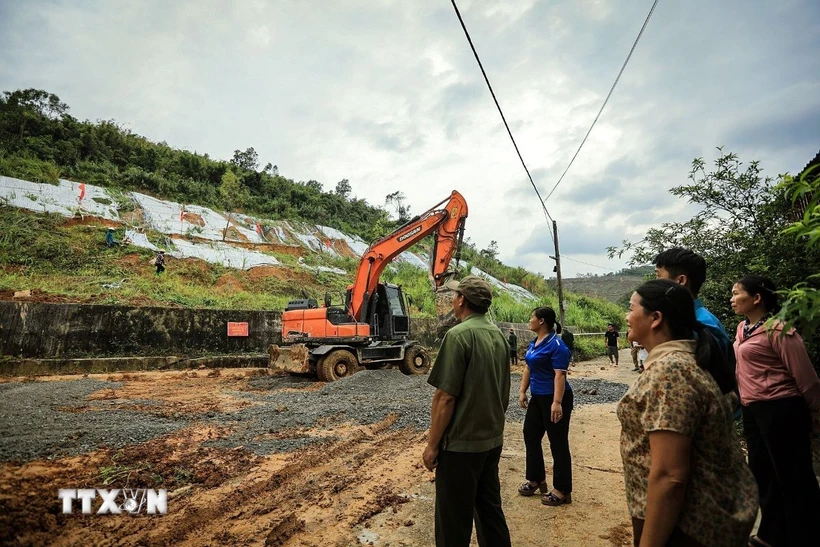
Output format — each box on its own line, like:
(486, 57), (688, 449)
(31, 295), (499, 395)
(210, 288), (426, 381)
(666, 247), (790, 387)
(227, 322), (249, 337)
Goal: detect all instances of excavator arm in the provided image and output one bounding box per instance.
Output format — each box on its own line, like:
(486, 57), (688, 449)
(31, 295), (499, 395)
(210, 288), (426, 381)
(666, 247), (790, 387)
(348, 190), (468, 322)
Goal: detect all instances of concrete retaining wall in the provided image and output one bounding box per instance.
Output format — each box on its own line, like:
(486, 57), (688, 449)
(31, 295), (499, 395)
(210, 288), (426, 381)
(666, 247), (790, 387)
(0, 301), (529, 372)
(0, 301), (457, 360)
(0, 301), (281, 358)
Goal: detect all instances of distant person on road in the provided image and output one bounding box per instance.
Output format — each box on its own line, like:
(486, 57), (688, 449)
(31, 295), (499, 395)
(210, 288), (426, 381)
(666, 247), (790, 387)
(605, 323), (619, 366)
(154, 250), (165, 275)
(424, 275), (511, 547)
(731, 275), (820, 547)
(508, 328), (518, 366)
(619, 279), (756, 547)
(628, 329), (640, 368)
(561, 327), (575, 363)
(518, 306), (574, 508)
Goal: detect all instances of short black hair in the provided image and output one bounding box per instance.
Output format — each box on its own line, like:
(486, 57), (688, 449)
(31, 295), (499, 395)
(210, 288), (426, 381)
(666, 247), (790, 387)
(654, 247), (707, 296)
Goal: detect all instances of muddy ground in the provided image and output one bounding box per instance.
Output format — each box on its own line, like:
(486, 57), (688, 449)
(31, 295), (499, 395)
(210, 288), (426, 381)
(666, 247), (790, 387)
(0, 353), (651, 546)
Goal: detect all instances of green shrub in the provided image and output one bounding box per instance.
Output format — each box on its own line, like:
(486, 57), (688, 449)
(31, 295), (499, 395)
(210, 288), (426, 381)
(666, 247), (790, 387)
(0, 155), (60, 184)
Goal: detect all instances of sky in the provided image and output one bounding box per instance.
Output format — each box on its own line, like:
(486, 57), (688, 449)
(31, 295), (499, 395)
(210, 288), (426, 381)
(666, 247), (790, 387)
(1, 0), (819, 278)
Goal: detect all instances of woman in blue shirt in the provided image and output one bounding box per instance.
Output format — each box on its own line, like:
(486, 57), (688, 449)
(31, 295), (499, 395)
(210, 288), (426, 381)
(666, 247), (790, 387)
(517, 306), (574, 506)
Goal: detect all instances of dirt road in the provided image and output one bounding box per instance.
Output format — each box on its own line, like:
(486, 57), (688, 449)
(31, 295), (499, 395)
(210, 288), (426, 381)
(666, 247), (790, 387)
(0, 354), (640, 546)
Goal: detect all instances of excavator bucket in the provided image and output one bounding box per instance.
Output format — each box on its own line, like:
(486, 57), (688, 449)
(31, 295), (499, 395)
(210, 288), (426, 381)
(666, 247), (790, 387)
(268, 344), (311, 374)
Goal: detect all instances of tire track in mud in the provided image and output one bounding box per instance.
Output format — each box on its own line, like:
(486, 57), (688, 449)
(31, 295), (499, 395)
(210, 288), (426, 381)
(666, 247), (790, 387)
(102, 417), (425, 546)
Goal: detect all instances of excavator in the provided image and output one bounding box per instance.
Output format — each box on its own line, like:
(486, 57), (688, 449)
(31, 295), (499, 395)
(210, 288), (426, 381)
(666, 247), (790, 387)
(269, 190), (468, 381)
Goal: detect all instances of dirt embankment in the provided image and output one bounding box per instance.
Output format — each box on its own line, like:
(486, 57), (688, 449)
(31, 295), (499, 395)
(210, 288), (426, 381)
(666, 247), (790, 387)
(0, 358), (641, 546)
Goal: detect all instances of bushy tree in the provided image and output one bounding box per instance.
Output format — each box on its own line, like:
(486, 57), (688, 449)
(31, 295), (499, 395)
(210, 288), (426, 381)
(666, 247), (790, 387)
(609, 149), (820, 363)
(335, 178), (352, 199)
(231, 147), (258, 171)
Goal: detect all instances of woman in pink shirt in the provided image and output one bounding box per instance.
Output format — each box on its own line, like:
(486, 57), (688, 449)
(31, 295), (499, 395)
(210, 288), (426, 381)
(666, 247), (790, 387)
(731, 274), (820, 547)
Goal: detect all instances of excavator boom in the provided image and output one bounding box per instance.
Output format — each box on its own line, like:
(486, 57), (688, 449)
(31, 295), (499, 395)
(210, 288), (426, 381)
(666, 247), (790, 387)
(348, 190), (468, 322)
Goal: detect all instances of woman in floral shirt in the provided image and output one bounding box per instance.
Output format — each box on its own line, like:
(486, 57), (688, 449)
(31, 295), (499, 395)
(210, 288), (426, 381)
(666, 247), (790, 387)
(618, 279), (757, 547)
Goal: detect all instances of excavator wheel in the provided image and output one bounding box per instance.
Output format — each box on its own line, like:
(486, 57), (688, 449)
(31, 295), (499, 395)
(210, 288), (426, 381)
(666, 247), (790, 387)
(399, 345), (431, 376)
(317, 350), (358, 382)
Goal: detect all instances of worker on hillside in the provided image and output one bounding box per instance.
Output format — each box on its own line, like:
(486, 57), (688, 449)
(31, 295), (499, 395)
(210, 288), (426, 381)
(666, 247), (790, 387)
(105, 227), (117, 247)
(154, 250), (165, 275)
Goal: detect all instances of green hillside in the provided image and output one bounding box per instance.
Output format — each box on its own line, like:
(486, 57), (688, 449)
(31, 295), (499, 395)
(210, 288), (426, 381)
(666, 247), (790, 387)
(0, 88), (626, 358)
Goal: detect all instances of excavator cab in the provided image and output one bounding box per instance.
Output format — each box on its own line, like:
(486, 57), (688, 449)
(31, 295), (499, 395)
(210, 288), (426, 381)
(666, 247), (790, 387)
(372, 283), (409, 340)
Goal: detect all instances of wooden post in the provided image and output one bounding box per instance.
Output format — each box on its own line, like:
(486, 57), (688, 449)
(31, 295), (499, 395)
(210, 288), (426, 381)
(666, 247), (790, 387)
(552, 220), (566, 328)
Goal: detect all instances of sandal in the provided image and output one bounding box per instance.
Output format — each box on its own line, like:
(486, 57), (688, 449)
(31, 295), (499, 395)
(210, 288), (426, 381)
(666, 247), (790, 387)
(518, 481), (547, 496)
(541, 491), (572, 506)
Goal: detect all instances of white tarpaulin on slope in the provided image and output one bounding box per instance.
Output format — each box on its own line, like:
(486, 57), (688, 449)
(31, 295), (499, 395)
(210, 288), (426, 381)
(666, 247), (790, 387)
(124, 229), (159, 251)
(170, 238), (279, 269)
(131, 192), (263, 243)
(1, 177), (535, 295)
(0, 176), (121, 219)
(470, 266), (537, 302)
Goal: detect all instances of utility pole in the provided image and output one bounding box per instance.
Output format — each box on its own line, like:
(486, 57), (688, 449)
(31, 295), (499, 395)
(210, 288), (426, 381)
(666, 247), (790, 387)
(550, 220), (566, 328)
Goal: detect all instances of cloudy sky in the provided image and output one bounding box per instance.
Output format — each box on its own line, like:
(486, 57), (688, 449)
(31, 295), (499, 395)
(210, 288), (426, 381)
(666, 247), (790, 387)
(1, 0), (818, 277)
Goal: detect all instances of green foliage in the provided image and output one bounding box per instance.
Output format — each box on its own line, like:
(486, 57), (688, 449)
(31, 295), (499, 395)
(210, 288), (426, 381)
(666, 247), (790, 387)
(0, 155), (60, 184)
(774, 166), (820, 367)
(609, 149), (820, 363)
(0, 88), (399, 243)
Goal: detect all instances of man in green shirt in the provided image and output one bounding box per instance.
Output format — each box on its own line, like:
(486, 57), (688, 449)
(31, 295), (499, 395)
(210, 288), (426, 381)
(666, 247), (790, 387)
(423, 275), (511, 547)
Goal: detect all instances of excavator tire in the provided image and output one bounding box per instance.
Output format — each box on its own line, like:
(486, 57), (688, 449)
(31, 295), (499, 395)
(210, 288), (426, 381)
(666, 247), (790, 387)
(399, 345), (431, 376)
(317, 350), (358, 382)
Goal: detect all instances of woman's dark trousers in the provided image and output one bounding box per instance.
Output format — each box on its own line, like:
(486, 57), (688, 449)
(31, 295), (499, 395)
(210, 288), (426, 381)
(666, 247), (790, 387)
(523, 390), (573, 493)
(743, 397), (820, 547)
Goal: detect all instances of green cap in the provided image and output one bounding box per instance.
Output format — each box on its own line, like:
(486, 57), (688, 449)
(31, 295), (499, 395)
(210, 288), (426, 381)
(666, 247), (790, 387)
(444, 275), (493, 308)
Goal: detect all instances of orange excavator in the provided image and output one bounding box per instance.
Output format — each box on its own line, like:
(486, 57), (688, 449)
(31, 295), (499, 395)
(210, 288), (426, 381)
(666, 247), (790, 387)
(269, 190), (468, 381)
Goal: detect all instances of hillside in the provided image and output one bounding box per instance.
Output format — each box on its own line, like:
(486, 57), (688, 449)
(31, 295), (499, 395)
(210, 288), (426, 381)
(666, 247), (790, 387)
(0, 88), (625, 336)
(557, 269), (652, 306)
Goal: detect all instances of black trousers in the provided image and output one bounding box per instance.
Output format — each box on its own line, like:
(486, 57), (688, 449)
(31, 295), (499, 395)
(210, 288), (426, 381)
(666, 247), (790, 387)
(523, 390), (574, 493)
(743, 397), (820, 547)
(434, 446), (511, 547)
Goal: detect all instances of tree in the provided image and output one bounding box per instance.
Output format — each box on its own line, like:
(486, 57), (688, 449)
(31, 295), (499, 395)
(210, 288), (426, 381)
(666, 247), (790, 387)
(385, 190), (411, 222)
(776, 165), (820, 368)
(231, 147), (259, 171)
(219, 170), (249, 241)
(480, 240), (499, 261)
(609, 148), (820, 363)
(0, 89), (70, 153)
(335, 179), (352, 200)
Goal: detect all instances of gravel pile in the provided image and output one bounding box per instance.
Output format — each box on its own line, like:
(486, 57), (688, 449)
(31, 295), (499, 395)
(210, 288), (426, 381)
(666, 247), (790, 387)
(0, 372), (629, 462)
(505, 376), (630, 422)
(0, 379), (187, 462)
(208, 371), (629, 455)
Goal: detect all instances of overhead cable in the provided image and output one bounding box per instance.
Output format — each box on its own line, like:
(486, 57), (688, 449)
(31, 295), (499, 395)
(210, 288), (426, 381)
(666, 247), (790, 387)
(544, 0), (661, 202)
(449, 0), (554, 238)
(562, 255), (617, 271)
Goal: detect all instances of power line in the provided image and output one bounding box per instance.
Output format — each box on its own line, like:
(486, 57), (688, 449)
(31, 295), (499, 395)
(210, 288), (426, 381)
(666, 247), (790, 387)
(562, 255), (617, 271)
(544, 0), (661, 203)
(449, 0), (554, 238)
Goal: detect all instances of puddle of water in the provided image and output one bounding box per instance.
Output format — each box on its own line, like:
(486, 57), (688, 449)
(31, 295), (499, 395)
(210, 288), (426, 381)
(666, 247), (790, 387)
(357, 529), (379, 545)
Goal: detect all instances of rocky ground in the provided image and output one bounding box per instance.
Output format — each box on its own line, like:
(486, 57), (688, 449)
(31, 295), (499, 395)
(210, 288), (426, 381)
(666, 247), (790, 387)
(0, 351), (785, 546)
